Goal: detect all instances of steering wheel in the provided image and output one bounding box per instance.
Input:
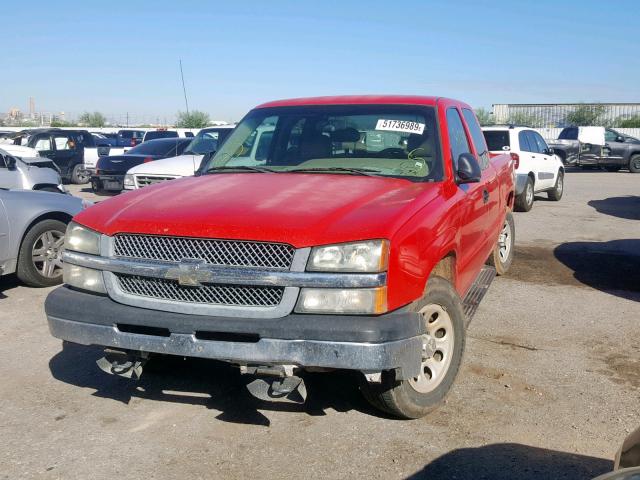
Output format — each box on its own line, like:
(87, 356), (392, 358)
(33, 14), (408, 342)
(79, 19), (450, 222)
(377, 148), (407, 158)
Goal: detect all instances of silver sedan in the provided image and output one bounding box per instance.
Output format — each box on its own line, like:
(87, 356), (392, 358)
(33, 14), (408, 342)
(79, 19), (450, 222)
(0, 189), (88, 287)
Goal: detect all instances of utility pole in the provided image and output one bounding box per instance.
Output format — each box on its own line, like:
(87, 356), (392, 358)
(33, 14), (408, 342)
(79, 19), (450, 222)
(126, 112), (129, 127)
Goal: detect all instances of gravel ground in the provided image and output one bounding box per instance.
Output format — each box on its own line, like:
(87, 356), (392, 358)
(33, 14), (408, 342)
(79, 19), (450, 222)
(1, 169), (638, 480)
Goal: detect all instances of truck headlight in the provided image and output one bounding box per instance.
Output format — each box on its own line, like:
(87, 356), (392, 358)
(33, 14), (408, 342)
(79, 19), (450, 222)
(295, 287), (387, 314)
(63, 264), (106, 293)
(307, 240), (389, 272)
(65, 222), (100, 255)
(123, 174), (135, 188)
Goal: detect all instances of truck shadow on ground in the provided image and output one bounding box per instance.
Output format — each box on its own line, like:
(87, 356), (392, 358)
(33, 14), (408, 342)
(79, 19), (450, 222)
(588, 196), (640, 220)
(406, 443), (613, 480)
(0, 274), (20, 299)
(49, 341), (378, 426)
(554, 239), (640, 302)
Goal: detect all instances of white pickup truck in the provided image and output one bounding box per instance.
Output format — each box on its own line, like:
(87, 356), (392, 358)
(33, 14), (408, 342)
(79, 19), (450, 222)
(124, 125), (235, 190)
(483, 126), (565, 212)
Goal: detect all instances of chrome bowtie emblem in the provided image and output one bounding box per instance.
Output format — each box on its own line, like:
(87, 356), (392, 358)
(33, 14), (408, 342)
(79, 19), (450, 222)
(166, 259), (208, 287)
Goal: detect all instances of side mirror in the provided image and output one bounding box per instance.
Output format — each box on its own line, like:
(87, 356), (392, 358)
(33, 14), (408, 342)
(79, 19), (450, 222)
(5, 156), (17, 170)
(544, 147), (554, 155)
(455, 153), (481, 184)
(616, 136), (626, 143)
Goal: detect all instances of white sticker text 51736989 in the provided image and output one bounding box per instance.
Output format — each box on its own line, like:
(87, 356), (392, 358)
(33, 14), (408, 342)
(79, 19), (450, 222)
(375, 119), (425, 135)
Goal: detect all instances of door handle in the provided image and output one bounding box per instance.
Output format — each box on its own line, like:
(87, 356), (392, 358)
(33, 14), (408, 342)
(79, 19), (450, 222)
(482, 189), (489, 204)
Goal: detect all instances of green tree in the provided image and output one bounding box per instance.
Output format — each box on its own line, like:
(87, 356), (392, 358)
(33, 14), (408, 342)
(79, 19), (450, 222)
(78, 111), (107, 127)
(506, 112), (541, 127)
(175, 110), (210, 128)
(565, 104), (607, 126)
(617, 116), (640, 128)
(474, 107), (494, 126)
(51, 119), (74, 127)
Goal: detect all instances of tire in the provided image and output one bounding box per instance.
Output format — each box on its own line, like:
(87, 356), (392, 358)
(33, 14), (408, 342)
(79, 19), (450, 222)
(91, 179), (103, 193)
(71, 164), (89, 184)
(515, 176), (534, 212)
(547, 170), (564, 201)
(360, 277), (465, 419)
(486, 212), (515, 276)
(16, 219), (67, 287)
(629, 154), (640, 173)
(604, 166), (621, 172)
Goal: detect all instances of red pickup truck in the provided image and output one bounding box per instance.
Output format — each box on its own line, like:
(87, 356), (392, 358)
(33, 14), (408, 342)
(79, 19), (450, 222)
(47, 96), (515, 418)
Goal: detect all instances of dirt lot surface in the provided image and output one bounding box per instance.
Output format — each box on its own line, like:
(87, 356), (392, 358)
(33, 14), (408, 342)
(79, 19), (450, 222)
(1, 170), (638, 480)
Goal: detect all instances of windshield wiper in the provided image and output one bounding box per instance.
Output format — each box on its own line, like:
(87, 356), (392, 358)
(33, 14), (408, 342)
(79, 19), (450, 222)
(206, 165), (275, 174)
(285, 167), (381, 177)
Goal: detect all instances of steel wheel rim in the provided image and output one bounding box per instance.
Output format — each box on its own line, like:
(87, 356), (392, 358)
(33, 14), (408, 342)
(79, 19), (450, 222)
(498, 219), (512, 263)
(556, 174), (563, 194)
(32, 230), (65, 278)
(633, 157), (640, 170)
(409, 305), (455, 394)
(526, 182), (533, 205)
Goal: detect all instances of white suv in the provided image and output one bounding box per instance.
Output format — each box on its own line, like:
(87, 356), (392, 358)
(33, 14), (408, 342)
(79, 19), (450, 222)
(483, 126), (564, 211)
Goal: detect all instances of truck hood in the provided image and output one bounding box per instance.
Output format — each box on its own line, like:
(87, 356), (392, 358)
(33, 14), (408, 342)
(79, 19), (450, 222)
(75, 173), (442, 247)
(127, 154), (203, 177)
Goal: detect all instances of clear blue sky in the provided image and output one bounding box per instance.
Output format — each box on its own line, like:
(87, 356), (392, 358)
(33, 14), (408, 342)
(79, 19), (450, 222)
(3, 0), (639, 122)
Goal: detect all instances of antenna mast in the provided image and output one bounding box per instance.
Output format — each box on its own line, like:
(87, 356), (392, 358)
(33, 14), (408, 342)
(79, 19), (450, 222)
(179, 59), (190, 115)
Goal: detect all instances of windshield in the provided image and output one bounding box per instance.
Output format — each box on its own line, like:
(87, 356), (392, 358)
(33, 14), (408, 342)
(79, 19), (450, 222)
(127, 139), (187, 156)
(202, 105), (442, 181)
(144, 131), (178, 141)
(184, 129), (230, 155)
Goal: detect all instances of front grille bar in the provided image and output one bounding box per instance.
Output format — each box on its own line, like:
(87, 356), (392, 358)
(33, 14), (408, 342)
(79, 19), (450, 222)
(63, 250), (387, 289)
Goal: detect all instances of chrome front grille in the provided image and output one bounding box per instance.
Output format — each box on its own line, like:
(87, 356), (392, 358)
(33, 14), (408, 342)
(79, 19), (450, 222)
(113, 235), (295, 270)
(135, 175), (178, 187)
(116, 274), (284, 307)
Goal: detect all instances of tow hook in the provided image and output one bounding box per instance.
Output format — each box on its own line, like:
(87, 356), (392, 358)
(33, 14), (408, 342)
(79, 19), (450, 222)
(241, 365), (307, 404)
(96, 348), (149, 380)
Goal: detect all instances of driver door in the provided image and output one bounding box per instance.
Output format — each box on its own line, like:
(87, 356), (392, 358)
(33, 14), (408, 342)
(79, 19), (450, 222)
(603, 129), (626, 166)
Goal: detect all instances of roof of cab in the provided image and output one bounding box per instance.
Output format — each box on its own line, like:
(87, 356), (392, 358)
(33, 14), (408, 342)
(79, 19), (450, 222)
(256, 95), (443, 109)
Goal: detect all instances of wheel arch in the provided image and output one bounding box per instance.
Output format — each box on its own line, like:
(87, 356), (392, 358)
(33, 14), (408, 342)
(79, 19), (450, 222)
(17, 212), (72, 259)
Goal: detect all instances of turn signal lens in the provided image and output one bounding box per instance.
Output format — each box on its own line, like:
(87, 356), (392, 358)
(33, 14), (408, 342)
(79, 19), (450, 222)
(295, 287), (387, 314)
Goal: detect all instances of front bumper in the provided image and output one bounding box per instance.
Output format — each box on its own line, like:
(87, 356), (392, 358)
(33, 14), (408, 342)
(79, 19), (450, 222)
(46, 287), (424, 379)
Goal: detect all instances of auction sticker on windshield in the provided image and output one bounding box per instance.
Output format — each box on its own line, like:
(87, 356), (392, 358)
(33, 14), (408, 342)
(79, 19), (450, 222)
(376, 119), (425, 135)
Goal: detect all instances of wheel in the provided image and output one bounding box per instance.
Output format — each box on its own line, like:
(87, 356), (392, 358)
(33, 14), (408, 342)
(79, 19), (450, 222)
(360, 277), (465, 419)
(16, 219), (67, 287)
(515, 176), (534, 212)
(629, 154), (640, 173)
(487, 212), (515, 276)
(71, 164), (89, 184)
(547, 170), (564, 201)
(604, 166), (621, 172)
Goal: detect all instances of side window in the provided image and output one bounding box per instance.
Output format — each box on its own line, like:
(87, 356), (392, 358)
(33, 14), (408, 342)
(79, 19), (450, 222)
(604, 129), (617, 142)
(446, 108), (471, 163)
(559, 127), (578, 140)
(53, 135), (72, 150)
(518, 131), (532, 152)
(533, 132), (549, 153)
(525, 131), (541, 153)
(0, 154), (7, 168)
(462, 108), (489, 169)
(34, 135), (52, 151)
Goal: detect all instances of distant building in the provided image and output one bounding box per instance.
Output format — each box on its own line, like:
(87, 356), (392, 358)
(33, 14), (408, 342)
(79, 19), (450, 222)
(492, 103), (640, 127)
